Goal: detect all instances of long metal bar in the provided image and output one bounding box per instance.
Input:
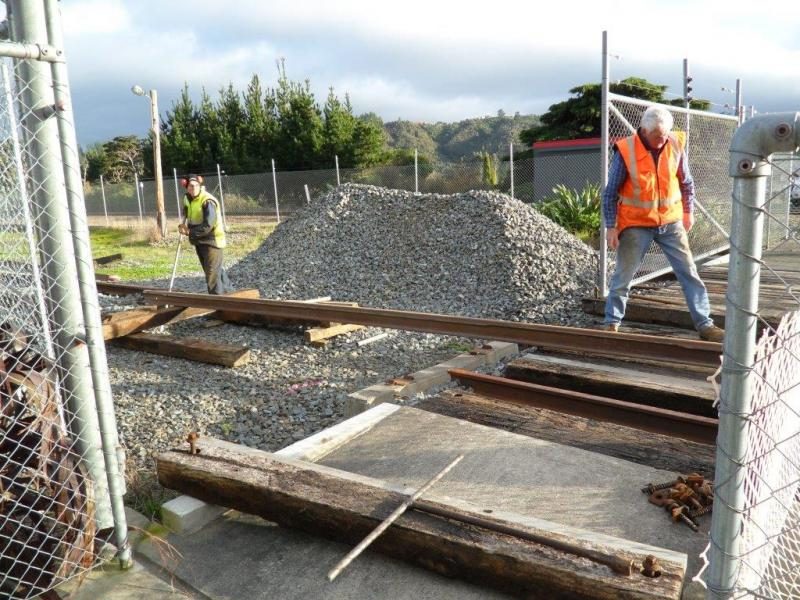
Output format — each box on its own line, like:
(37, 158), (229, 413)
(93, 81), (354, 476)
(44, 0), (131, 564)
(143, 290), (723, 367)
(599, 30), (609, 298)
(448, 369), (718, 445)
(0, 39), (62, 61)
(327, 454), (464, 581)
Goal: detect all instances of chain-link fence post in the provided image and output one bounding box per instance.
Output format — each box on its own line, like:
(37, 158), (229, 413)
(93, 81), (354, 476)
(599, 30), (610, 297)
(7, 0), (115, 524)
(271, 158), (280, 223)
(43, 0), (130, 567)
(707, 112), (800, 599)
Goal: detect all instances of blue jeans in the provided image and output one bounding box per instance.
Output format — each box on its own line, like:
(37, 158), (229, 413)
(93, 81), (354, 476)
(604, 222), (713, 330)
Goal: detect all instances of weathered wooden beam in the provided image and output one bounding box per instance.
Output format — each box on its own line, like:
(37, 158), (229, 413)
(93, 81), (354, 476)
(94, 252), (123, 265)
(96, 281), (150, 296)
(111, 332), (250, 367)
(102, 306), (194, 340)
(504, 353), (717, 418)
(305, 322), (364, 343)
(157, 437), (684, 599)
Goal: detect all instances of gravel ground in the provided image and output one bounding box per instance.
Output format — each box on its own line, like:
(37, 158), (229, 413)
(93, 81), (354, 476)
(104, 185), (599, 480)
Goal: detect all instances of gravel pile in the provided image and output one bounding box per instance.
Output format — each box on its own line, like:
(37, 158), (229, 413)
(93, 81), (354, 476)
(230, 184), (597, 323)
(102, 185), (599, 482)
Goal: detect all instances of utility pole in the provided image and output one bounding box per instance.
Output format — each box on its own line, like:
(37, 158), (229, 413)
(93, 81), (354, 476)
(132, 85), (166, 238)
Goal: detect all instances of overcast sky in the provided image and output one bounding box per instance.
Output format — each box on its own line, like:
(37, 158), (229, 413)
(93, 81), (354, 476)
(22, 0), (800, 145)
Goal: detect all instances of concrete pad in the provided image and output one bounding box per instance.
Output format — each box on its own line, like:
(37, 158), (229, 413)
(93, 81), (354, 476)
(318, 406), (706, 588)
(345, 341), (518, 417)
(154, 510), (513, 600)
(56, 560), (193, 600)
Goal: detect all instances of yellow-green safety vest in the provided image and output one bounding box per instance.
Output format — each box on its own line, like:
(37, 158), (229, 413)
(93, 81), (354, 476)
(184, 189), (226, 248)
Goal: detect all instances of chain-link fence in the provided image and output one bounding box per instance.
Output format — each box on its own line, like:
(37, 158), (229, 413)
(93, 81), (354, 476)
(82, 154), (538, 225)
(603, 94), (739, 289)
(1, 2), (129, 599)
(697, 116), (800, 597)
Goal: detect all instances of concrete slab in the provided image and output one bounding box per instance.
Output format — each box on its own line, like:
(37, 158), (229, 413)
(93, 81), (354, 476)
(152, 510), (513, 600)
(317, 406), (709, 597)
(344, 340), (519, 416)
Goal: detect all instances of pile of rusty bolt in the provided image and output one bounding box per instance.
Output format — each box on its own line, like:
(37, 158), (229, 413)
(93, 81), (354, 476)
(641, 473), (714, 532)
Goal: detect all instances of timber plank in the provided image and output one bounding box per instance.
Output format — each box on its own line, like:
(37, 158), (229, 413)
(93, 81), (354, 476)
(94, 252), (123, 265)
(111, 332), (250, 367)
(304, 322), (364, 343)
(418, 390), (715, 475)
(157, 438), (684, 599)
(504, 352), (717, 418)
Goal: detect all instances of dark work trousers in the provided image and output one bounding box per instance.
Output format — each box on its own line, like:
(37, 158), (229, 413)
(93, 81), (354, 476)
(194, 244), (231, 295)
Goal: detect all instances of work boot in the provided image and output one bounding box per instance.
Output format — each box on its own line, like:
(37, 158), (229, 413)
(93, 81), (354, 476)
(699, 324), (725, 343)
(605, 323), (619, 332)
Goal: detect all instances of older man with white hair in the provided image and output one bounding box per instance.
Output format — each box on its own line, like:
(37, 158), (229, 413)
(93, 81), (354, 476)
(602, 105), (724, 342)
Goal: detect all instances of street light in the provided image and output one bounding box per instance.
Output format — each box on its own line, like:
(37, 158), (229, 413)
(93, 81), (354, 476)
(131, 84), (167, 238)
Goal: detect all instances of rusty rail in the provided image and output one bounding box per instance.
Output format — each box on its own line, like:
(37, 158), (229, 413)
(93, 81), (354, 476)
(143, 290), (722, 368)
(448, 369), (718, 446)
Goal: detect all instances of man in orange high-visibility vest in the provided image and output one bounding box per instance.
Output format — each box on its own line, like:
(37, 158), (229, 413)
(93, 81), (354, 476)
(602, 105), (724, 342)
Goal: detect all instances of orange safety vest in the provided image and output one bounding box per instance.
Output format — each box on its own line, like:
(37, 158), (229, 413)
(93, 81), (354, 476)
(614, 131), (685, 232)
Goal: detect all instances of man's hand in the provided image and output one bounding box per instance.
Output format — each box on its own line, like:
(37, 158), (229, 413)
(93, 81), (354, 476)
(683, 212), (695, 232)
(178, 223), (189, 236)
(606, 227), (619, 250)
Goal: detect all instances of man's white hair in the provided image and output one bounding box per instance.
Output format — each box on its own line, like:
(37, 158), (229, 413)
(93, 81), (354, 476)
(640, 106), (674, 133)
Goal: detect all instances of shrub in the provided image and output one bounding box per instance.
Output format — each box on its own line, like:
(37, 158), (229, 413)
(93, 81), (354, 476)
(536, 183), (601, 240)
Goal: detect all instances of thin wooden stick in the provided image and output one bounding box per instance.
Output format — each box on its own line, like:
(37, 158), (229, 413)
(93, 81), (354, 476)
(327, 453), (465, 581)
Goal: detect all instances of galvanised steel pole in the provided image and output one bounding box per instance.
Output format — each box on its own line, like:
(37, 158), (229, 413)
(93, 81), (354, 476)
(271, 158), (280, 223)
(43, 0), (131, 566)
(509, 142), (514, 198)
(100, 173), (108, 225)
(598, 31), (609, 297)
(6, 0), (114, 528)
(216, 163), (227, 230)
(708, 112), (800, 598)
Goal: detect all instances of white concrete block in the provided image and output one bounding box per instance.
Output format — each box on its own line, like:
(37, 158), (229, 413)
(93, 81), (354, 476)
(161, 494), (226, 535)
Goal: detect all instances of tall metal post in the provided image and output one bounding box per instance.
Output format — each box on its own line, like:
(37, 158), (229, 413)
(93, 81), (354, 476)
(414, 148), (419, 193)
(509, 142), (515, 198)
(707, 112), (800, 598)
(7, 0), (114, 530)
(599, 31), (609, 297)
(335, 154), (340, 185)
(134, 172), (143, 223)
(100, 173), (108, 225)
(216, 163), (227, 230)
(271, 158), (280, 223)
(173, 167), (182, 218)
(683, 58), (691, 156)
(43, 0), (130, 564)
(735, 79), (743, 125)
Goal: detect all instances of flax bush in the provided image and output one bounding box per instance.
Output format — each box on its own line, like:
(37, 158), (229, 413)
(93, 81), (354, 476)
(536, 183), (601, 242)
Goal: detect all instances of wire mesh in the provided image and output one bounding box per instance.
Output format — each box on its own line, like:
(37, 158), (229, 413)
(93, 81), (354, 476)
(0, 55), (110, 599)
(83, 153), (538, 226)
(606, 94), (738, 285)
(693, 148), (800, 598)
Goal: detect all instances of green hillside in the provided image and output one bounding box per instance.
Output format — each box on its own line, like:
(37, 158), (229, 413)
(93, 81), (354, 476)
(384, 112), (540, 162)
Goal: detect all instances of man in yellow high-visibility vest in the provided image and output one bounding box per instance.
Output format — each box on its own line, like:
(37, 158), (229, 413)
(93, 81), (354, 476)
(177, 173), (231, 294)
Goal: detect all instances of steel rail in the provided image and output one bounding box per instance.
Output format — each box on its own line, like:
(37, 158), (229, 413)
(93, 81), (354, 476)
(143, 290), (723, 367)
(448, 369), (718, 445)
